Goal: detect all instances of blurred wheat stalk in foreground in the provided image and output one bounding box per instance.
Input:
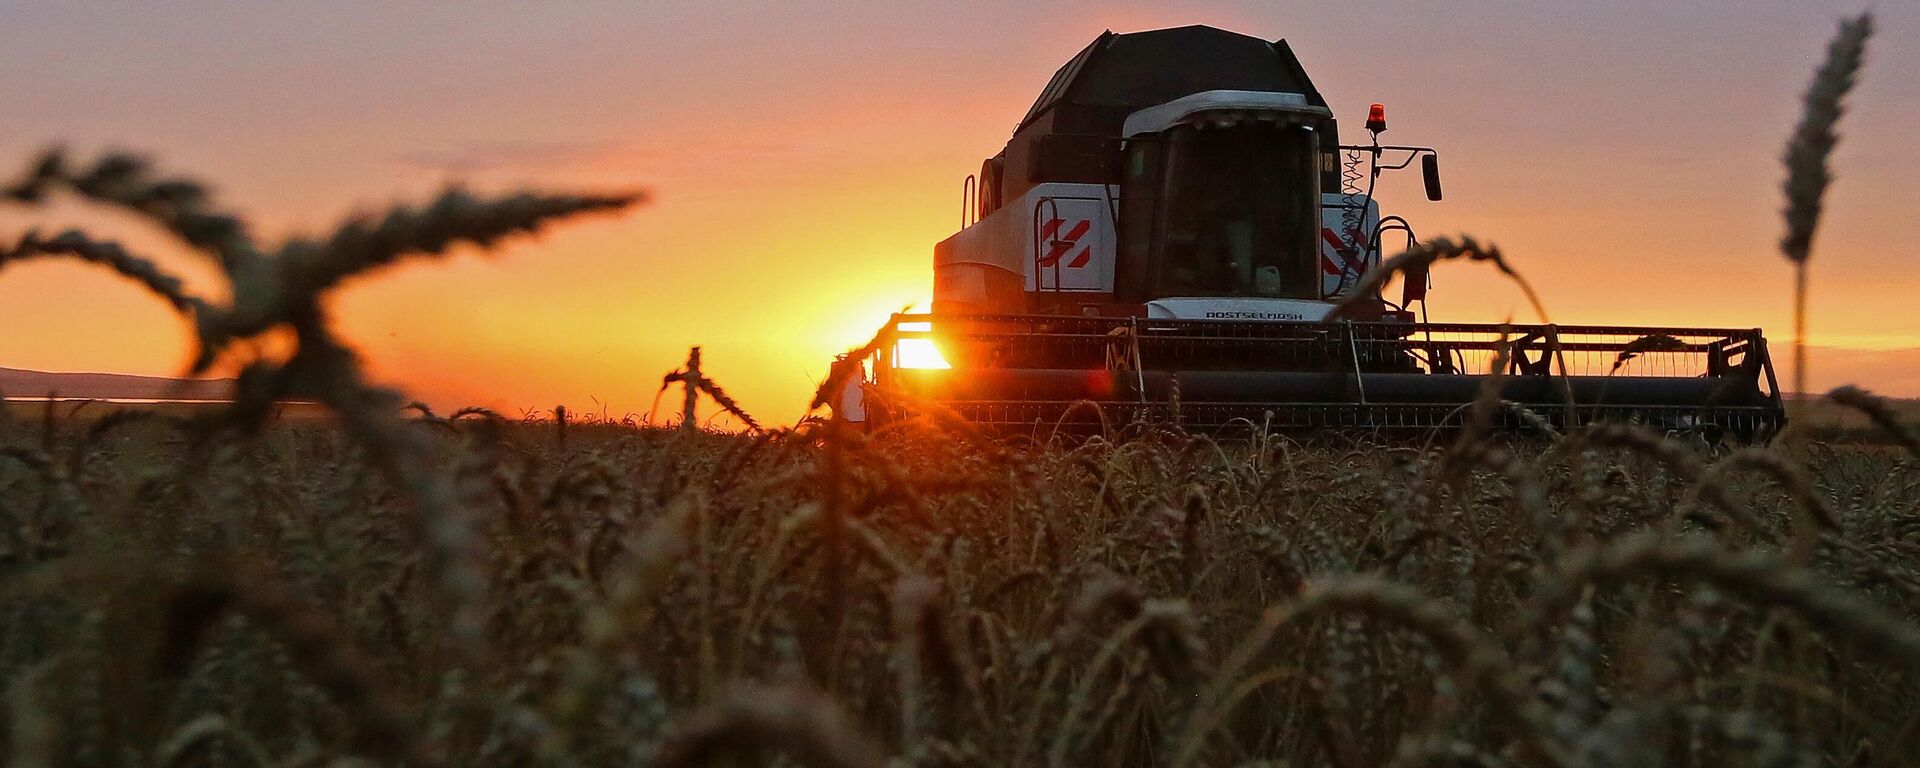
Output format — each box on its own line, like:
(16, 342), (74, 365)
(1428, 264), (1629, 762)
(1781, 13), (1873, 400)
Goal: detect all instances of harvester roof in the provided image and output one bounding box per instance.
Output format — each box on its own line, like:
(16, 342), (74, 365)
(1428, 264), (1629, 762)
(1017, 25), (1328, 135)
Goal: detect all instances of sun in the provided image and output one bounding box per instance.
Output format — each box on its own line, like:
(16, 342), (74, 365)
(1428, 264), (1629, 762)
(890, 318), (950, 369)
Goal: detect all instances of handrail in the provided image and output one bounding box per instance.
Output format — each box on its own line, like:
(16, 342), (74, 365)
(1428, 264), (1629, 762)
(1031, 196), (1062, 292)
(961, 174), (977, 229)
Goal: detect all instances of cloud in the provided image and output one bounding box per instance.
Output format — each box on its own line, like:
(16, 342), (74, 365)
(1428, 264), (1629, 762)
(388, 136), (816, 190)
(391, 139), (625, 174)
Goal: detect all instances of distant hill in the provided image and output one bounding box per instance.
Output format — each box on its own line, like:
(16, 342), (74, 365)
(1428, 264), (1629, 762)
(4, 345), (1914, 407)
(0, 366), (235, 401)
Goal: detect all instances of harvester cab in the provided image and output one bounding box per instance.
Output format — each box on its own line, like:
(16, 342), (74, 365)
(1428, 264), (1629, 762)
(860, 25), (1786, 438)
(933, 27), (1427, 323)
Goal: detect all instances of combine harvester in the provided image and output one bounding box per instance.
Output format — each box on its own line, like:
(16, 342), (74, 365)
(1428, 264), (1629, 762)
(849, 25), (1785, 438)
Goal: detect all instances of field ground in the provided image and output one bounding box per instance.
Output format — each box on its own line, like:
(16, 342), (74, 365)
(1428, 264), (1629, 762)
(8, 394), (1917, 445)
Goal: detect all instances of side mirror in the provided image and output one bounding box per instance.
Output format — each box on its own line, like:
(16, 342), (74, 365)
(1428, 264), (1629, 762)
(1422, 154), (1443, 201)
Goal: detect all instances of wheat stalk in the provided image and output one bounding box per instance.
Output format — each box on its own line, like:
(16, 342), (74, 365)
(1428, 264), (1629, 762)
(1687, 447), (1838, 564)
(650, 683), (890, 768)
(168, 557), (438, 766)
(1, 229), (215, 320)
(1326, 236), (1547, 324)
(1780, 13), (1873, 398)
(1537, 533), (1920, 668)
(5, 149), (258, 271)
(153, 715), (272, 768)
(1829, 385), (1920, 455)
(1176, 575), (1557, 767)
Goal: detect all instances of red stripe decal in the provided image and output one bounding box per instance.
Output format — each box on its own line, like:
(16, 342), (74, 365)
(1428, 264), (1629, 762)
(1037, 217), (1093, 268)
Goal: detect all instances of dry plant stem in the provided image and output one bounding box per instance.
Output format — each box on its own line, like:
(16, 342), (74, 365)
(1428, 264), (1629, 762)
(1794, 264), (1810, 400)
(811, 309), (909, 413)
(661, 346), (762, 432)
(677, 348), (703, 429)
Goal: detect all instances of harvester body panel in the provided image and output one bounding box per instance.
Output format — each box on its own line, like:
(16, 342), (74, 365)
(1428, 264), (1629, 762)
(936, 182), (1376, 316)
(936, 182), (1119, 311)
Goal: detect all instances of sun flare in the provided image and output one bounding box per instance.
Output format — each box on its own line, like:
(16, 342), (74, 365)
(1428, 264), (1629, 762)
(891, 319), (950, 369)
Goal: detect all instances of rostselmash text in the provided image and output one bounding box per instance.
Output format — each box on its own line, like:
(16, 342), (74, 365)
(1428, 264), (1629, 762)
(1203, 311), (1306, 320)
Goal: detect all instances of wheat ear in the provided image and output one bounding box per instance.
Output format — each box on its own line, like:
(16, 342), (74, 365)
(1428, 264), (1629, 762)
(1780, 13), (1874, 397)
(1829, 385), (1920, 455)
(650, 683), (890, 768)
(1537, 534), (1920, 669)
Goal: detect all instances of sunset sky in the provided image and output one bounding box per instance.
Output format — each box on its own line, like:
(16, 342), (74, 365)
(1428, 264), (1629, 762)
(2, 1), (1916, 422)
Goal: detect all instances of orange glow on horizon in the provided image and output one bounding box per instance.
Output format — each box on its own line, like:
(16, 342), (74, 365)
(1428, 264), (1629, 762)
(2, 4), (1918, 419)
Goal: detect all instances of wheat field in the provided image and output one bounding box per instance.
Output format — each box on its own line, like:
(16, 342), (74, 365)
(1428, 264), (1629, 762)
(3, 409), (1920, 767)
(1, 12), (1910, 768)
